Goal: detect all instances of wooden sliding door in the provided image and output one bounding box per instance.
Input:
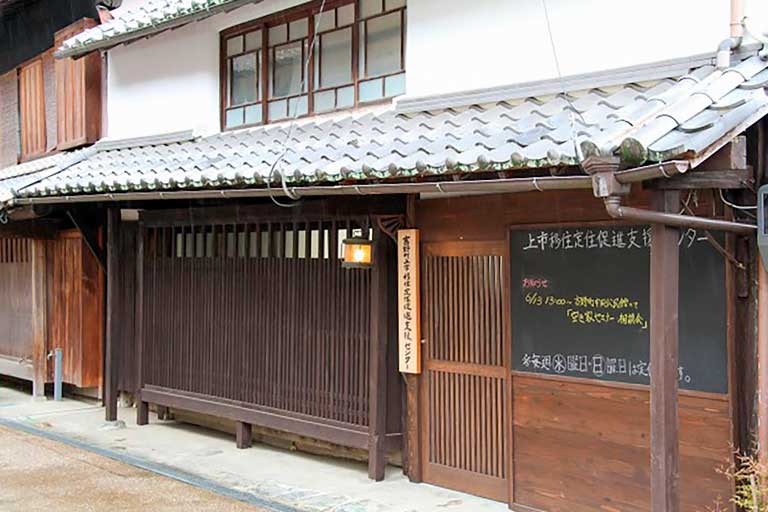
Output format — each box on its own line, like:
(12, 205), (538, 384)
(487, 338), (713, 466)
(420, 241), (509, 501)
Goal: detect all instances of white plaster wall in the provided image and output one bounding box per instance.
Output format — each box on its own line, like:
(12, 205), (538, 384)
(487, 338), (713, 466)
(106, 0), (764, 139)
(106, 0), (308, 139)
(404, 0), (733, 98)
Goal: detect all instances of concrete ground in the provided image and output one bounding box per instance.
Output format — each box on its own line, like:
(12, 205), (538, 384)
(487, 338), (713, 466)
(0, 381), (507, 512)
(0, 424), (261, 512)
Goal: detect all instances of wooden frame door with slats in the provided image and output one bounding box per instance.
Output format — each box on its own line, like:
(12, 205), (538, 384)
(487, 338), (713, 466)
(419, 241), (510, 502)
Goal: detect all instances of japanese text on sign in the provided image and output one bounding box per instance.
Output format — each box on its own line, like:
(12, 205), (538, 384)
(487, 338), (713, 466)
(520, 352), (692, 384)
(398, 229), (421, 374)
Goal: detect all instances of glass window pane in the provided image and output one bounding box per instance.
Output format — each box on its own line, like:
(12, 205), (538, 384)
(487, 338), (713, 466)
(365, 12), (401, 77)
(315, 90), (335, 112)
(289, 18), (308, 39)
(245, 104), (262, 125)
(319, 28), (352, 88)
(337, 3), (355, 26)
(360, 0), (383, 18)
(226, 107), (244, 128)
(269, 99), (288, 121)
(384, 72), (405, 97)
(269, 24), (287, 45)
(359, 78), (383, 102)
(226, 36), (243, 56)
(245, 30), (262, 51)
(272, 41), (303, 97)
(385, 0), (406, 10)
(337, 85), (354, 108)
(289, 95), (308, 117)
(231, 53), (258, 105)
(317, 9), (336, 32)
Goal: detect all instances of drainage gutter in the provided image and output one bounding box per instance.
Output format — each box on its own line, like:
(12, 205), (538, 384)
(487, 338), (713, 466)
(603, 195), (756, 234)
(7, 160), (690, 207)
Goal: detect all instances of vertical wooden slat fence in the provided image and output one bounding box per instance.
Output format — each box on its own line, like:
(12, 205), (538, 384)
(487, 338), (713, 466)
(0, 238), (33, 360)
(133, 211), (403, 467)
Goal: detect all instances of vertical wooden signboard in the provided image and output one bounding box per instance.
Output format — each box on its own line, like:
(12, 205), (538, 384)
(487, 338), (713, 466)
(398, 229), (421, 374)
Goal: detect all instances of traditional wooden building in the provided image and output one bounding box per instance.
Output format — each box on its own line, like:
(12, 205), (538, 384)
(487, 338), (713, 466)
(0, 2), (105, 397)
(1, 0), (768, 511)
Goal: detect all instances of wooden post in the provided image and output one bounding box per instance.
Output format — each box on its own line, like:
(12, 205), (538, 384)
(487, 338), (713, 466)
(650, 190), (681, 512)
(105, 209), (121, 421)
(403, 195), (422, 482)
(136, 221), (148, 426)
(30, 239), (47, 399)
(758, 258), (768, 463)
(236, 421), (253, 449)
(368, 226), (389, 481)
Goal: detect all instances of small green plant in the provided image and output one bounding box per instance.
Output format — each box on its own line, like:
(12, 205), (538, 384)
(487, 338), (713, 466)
(710, 451), (768, 512)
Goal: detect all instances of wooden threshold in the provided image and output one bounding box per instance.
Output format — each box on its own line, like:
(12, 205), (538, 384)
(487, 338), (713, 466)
(140, 387), (371, 450)
(0, 354), (33, 381)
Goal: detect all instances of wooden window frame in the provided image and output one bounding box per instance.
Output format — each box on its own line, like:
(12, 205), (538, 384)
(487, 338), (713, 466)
(220, 0), (406, 131)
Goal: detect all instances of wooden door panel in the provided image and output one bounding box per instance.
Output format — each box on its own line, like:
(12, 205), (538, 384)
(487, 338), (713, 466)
(421, 244), (508, 501)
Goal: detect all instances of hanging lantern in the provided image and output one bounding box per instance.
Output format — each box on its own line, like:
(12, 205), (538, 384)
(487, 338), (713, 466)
(342, 238), (374, 269)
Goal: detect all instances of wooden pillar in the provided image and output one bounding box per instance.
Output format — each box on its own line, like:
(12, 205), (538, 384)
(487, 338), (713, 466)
(758, 258), (768, 463)
(136, 221), (148, 426)
(403, 195), (422, 482)
(30, 239), (47, 399)
(236, 421), (253, 449)
(650, 190), (681, 512)
(368, 226), (389, 481)
(105, 209), (121, 421)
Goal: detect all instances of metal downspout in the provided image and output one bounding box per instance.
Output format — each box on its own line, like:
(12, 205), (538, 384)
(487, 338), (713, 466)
(603, 195), (756, 234)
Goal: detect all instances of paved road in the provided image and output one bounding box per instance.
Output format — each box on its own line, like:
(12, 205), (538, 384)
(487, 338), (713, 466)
(0, 425), (263, 512)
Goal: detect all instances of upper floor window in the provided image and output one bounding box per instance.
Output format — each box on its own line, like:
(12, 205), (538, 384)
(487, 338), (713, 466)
(221, 0), (406, 130)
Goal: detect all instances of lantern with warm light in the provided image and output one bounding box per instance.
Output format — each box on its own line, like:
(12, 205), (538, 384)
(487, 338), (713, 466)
(342, 238), (374, 269)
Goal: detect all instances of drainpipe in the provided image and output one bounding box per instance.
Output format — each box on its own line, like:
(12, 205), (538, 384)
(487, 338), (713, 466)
(586, 158), (756, 234)
(603, 195), (756, 234)
(717, 0), (744, 69)
(759, 260), (768, 464)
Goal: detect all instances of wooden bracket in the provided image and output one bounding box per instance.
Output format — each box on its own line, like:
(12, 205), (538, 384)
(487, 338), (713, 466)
(67, 209), (106, 273)
(375, 215), (405, 242)
(645, 168), (754, 190)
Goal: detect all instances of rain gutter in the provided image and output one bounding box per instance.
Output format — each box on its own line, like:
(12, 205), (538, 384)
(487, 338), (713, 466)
(603, 195), (756, 234)
(7, 160), (690, 207)
(589, 158), (756, 234)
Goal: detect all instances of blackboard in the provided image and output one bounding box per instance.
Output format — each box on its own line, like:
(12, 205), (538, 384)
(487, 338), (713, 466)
(510, 225), (727, 394)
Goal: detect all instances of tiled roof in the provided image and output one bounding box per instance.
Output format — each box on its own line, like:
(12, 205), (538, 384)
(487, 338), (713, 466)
(56, 0), (244, 58)
(3, 53), (768, 202)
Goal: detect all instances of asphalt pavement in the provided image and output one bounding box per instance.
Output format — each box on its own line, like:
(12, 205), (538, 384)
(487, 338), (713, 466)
(0, 424), (263, 512)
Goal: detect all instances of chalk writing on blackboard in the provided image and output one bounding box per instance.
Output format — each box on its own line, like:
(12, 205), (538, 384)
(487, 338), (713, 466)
(522, 227), (707, 252)
(520, 352), (692, 384)
(523, 291), (649, 330)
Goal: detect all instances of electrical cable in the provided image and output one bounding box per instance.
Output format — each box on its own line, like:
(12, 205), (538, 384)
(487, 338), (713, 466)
(267, 0), (329, 208)
(719, 188), (758, 210)
(541, 0), (587, 166)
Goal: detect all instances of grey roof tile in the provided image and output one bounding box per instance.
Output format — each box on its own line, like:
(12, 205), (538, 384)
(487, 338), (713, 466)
(4, 51), (768, 201)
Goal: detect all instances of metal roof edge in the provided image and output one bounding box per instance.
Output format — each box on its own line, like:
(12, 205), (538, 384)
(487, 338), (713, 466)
(395, 44), (764, 114)
(54, 0), (264, 59)
(93, 129), (198, 152)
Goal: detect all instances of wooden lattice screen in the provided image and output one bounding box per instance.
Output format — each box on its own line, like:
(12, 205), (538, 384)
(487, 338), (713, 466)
(140, 218), (374, 428)
(0, 238), (33, 360)
(421, 251), (508, 501)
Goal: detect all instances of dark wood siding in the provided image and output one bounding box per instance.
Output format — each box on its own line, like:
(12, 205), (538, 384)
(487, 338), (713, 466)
(415, 189), (734, 511)
(54, 18), (102, 150)
(138, 215), (390, 438)
(46, 230), (104, 388)
(18, 58), (46, 160)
